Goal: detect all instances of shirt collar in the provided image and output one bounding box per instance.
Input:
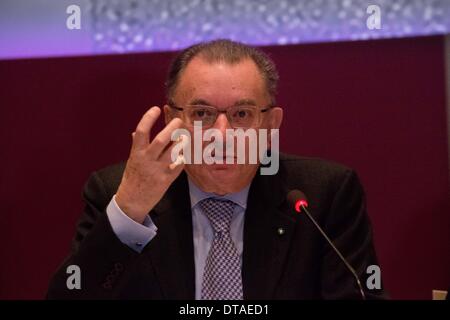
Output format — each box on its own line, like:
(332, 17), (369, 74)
(187, 177), (250, 210)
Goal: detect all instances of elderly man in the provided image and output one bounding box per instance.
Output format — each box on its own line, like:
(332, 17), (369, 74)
(48, 39), (385, 300)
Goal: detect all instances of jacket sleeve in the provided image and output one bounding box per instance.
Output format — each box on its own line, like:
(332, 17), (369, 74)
(46, 171), (141, 299)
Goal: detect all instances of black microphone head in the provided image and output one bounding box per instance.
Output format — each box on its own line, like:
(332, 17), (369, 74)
(287, 189), (308, 213)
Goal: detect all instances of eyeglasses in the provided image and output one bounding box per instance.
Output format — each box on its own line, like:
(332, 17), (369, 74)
(168, 102), (273, 129)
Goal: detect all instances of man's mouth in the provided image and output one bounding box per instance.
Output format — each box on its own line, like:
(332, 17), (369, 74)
(206, 154), (237, 163)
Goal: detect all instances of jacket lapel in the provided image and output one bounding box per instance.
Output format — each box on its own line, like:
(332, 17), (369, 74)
(242, 168), (298, 299)
(144, 172), (196, 299)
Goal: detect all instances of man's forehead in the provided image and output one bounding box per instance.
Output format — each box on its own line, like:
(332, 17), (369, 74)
(174, 57), (268, 105)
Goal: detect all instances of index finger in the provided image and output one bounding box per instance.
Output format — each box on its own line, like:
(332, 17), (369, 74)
(132, 106), (161, 150)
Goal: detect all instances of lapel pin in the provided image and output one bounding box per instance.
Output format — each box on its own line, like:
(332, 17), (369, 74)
(277, 227), (285, 236)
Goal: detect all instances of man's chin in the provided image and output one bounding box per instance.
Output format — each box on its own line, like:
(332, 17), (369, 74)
(208, 162), (238, 170)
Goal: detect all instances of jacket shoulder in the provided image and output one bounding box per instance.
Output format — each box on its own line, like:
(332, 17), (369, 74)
(278, 153), (358, 197)
(84, 162), (126, 203)
(279, 153), (353, 177)
(96, 162), (126, 189)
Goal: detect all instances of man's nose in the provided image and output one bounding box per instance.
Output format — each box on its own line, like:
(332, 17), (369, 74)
(212, 113), (232, 135)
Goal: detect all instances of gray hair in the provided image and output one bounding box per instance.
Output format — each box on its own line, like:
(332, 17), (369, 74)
(165, 39), (279, 105)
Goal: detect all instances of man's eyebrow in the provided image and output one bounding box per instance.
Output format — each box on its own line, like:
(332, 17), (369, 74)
(188, 99), (213, 106)
(233, 99), (257, 107)
(187, 98), (258, 107)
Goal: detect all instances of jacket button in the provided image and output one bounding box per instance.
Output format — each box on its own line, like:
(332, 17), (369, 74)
(102, 281), (112, 290)
(114, 262), (124, 272)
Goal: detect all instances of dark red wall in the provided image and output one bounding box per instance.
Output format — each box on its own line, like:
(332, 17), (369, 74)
(0, 35), (448, 299)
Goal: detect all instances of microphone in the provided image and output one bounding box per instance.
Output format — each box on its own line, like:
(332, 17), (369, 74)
(287, 190), (366, 300)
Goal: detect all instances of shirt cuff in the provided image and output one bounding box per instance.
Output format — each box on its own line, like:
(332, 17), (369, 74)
(106, 195), (157, 253)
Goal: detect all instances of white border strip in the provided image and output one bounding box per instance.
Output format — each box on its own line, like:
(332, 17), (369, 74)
(446, 35), (450, 177)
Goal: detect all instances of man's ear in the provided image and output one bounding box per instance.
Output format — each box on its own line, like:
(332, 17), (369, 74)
(269, 107), (283, 130)
(163, 104), (172, 124)
(267, 107), (283, 148)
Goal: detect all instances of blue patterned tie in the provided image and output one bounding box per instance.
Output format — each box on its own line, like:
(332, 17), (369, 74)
(200, 198), (243, 300)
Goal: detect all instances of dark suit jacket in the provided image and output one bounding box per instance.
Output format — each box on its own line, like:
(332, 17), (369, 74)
(47, 153), (386, 299)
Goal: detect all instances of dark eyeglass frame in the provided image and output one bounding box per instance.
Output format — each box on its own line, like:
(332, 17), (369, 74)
(168, 101), (274, 128)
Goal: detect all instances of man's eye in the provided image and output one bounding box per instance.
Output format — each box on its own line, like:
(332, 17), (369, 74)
(196, 110), (205, 117)
(237, 110), (248, 118)
(233, 109), (251, 118)
(191, 109), (211, 118)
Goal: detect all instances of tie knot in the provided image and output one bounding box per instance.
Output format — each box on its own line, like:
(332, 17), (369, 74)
(200, 198), (235, 233)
